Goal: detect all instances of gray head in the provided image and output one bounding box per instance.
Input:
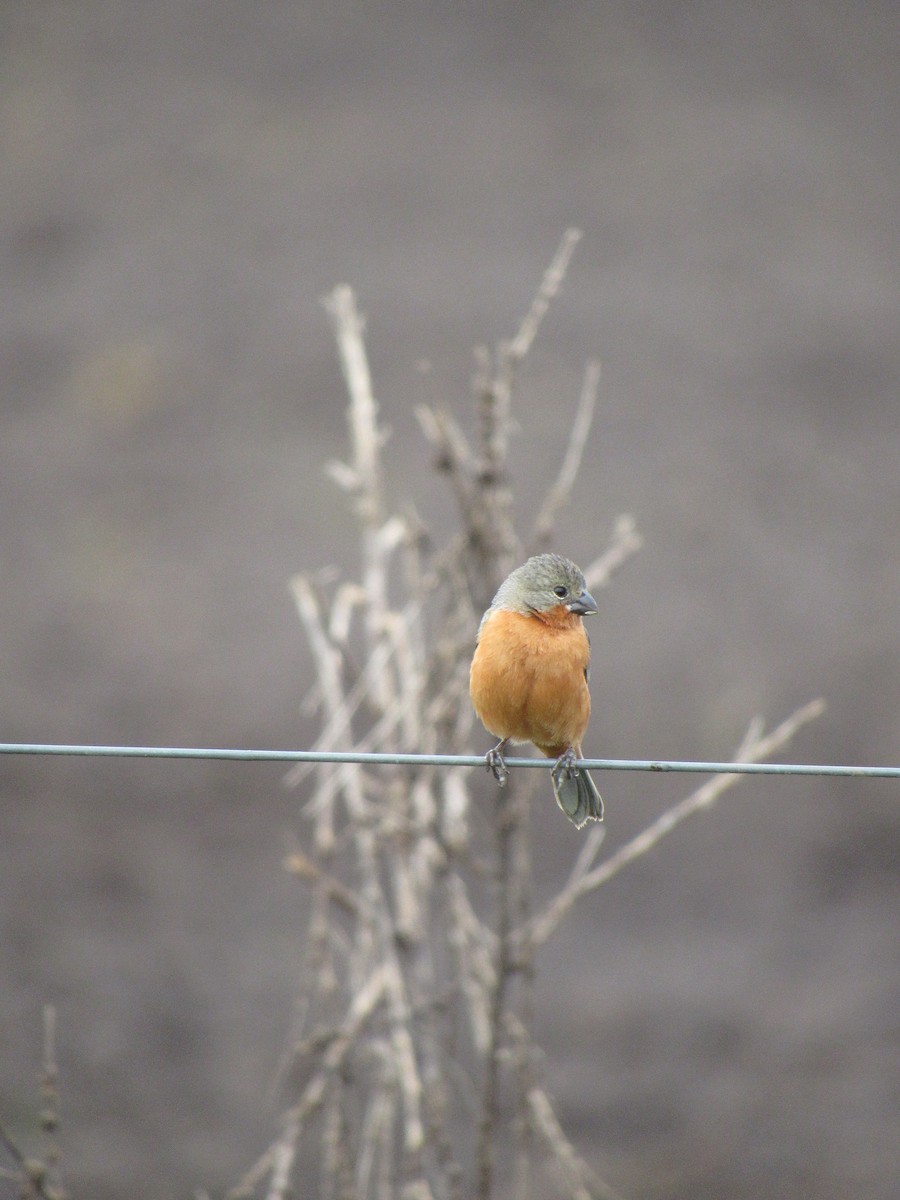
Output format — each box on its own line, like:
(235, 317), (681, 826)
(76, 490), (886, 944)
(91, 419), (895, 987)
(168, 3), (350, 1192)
(490, 553), (598, 617)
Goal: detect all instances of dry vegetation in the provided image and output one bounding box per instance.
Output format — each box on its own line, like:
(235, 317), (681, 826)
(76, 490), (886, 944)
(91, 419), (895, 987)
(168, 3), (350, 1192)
(0, 233), (822, 1200)
(223, 233), (821, 1200)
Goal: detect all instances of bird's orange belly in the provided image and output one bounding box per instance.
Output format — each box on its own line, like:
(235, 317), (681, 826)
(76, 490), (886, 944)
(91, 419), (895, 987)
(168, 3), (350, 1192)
(470, 609), (591, 758)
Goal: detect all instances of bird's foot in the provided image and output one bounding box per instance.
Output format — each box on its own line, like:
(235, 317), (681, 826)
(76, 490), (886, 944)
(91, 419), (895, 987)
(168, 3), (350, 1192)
(552, 747), (578, 786)
(485, 741), (510, 787)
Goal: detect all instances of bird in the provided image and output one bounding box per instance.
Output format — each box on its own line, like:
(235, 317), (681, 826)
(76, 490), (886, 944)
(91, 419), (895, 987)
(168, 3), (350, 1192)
(469, 553), (603, 828)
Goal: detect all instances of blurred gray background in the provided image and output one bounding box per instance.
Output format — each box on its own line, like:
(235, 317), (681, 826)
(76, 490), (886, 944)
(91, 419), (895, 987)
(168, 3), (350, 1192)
(1, 3), (898, 1198)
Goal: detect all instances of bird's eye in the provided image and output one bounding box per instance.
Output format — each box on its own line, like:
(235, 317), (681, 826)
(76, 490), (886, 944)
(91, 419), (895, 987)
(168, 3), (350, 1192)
(553, 585), (568, 598)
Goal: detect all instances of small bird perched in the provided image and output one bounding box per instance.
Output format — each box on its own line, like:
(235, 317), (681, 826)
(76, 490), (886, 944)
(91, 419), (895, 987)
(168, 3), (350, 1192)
(469, 553), (603, 828)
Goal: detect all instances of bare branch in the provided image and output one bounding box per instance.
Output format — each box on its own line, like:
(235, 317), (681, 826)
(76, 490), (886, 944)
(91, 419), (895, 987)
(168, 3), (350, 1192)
(524, 699), (826, 951)
(0, 1008), (68, 1200)
(477, 780), (528, 1200)
(382, 958), (426, 1155)
(322, 285), (384, 525)
(355, 1071), (396, 1199)
(415, 404), (476, 482)
(40, 1005), (65, 1197)
(467, 231), (585, 599)
(583, 514), (643, 593)
(283, 849), (366, 917)
(323, 285), (399, 722)
(532, 359), (601, 551)
(290, 575), (367, 849)
(527, 1086), (627, 1200)
(509, 228), (583, 361)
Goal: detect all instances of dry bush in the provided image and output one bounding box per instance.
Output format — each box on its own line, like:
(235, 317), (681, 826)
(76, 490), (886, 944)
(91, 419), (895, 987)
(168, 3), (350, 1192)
(225, 233), (821, 1200)
(0, 1007), (67, 1200)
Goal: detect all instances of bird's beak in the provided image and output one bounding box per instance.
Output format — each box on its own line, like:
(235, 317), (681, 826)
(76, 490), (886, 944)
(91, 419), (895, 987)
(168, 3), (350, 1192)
(567, 588), (598, 616)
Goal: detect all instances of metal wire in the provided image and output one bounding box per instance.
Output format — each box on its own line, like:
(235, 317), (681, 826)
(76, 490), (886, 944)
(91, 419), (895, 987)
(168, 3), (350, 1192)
(0, 743), (898, 778)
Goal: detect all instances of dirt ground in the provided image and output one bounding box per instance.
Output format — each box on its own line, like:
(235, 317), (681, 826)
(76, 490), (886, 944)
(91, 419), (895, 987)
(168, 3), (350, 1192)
(1, 4), (898, 1198)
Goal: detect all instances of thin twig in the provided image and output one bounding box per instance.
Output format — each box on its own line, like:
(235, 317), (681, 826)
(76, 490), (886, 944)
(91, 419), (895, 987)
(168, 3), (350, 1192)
(468, 235), (587, 598)
(244, 967), (389, 1200)
(476, 782), (521, 1200)
(322, 285), (384, 525)
(40, 1005), (65, 1197)
(532, 359), (601, 551)
(282, 850), (366, 917)
(0, 1009), (68, 1200)
(290, 575), (367, 850)
(583, 515), (643, 593)
(509, 229), (583, 361)
(323, 285), (398, 723)
(527, 1086), (627, 1200)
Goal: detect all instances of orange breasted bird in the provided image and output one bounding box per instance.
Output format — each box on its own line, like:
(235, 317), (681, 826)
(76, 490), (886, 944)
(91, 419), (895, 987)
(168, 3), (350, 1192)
(469, 553), (603, 828)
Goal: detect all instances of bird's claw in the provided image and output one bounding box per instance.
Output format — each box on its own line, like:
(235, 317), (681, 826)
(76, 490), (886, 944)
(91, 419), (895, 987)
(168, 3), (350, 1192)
(552, 747), (578, 786)
(485, 745), (510, 788)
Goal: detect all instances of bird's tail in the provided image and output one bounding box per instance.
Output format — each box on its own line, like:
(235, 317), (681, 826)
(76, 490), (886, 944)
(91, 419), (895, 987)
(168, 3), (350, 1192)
(551, 767), (603, 829)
